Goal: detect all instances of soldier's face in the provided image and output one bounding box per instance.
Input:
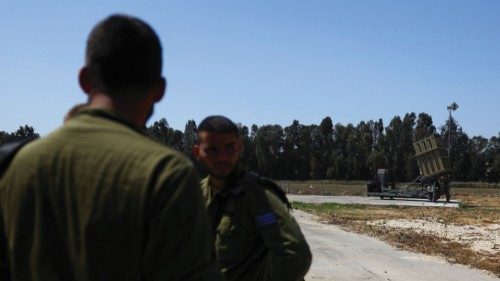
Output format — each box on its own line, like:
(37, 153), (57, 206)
(193, 131), (242, 179)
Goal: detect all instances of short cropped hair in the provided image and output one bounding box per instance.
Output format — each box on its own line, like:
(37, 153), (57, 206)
(197, 115), (239, 135)
(85, 14), (162, 94)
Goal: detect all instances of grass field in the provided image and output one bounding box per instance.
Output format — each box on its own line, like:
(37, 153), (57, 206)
(287, 181), (500, 276)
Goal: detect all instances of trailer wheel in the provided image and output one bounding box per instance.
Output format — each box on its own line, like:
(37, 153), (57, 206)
(380, 196), (384, 199)
(390, 197), (394, 200)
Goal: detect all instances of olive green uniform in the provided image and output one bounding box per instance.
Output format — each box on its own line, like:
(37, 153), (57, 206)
(0, 108), (220, 281)
(201, 171), (312, 281)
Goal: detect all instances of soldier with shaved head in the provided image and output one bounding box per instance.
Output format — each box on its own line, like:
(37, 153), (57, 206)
(0, 14), (220, 281)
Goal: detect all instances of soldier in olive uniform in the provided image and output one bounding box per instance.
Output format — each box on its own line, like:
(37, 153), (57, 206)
(192, 115), (312, 281)
(0, 15), (220, 281)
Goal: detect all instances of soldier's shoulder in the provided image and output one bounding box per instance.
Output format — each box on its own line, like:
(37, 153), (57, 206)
(8, 135), (49, 163)
(238, 172), (291, 209)
(144, 142), (194, 174)
(142, 137), (186, 158)
(112, 130), (192, 169)
(238, 172), (275, 194)
(0, 137), (39, 172)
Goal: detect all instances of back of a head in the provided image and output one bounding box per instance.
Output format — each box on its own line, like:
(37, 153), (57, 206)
(197, 115), (239, 135)
(85, 14), (162, 95)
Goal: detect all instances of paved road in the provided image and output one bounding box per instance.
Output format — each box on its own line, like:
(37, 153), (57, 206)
(289, 195), (460, 208)
(294, 210), (498, 281)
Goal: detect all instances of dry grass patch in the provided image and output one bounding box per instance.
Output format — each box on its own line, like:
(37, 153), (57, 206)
(293, 195), (500, 277)
(294, 196), (499, 226)
(349, 222), (500, 276)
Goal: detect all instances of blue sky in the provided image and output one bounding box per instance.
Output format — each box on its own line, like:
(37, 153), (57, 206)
(1, 1), (499, 138)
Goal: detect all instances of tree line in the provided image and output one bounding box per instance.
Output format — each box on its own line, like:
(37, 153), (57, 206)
(147, 112), (500, 183)
(0, 126), (40, 145)
(2, 112), (500, 183)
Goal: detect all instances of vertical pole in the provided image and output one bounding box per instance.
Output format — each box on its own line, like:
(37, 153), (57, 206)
(448, 108), (452, 158)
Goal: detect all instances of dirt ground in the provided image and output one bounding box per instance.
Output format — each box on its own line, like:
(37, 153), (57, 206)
(294, 210), (499, 281)
(367, 218), (499, 254)
(292, 194), (500, 276)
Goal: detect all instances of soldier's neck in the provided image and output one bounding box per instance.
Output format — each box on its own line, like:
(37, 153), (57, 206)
(87, 92), (151, 129)
(209, 177), (226, 191)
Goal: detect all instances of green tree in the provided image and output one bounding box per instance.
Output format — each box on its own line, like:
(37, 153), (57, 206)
(147, 118), (170, 142)
(402, 113), (418, 180)
(363, 119), (386, 180)
(0, 131), (10, 145)
(366, 149), (387, 174)
(440, 117), (471, 181)
(310, 117), (333, 179)
(384, 116), (405, 182)
(182, 120), (197, 159)
(146, 118), (183, 151)
(330, 123), (356, 180)
(370, 119), (384, 150)
(283, 120), (312, 180)
(415, 112), (436, 140)
(469, 136), (488, 181)
(485, 133), (500, 183)
(14, 125), (39, 139)
(237, 123), (257, 171)
(355, 121), (375, 179)
(253, 124), (284, 178)
(0, 125), (40, 145)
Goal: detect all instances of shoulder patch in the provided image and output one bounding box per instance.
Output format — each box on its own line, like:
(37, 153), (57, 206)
(256, 212), (278, 226)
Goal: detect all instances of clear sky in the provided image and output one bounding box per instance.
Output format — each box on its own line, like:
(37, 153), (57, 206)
(1, 1), (499, 138)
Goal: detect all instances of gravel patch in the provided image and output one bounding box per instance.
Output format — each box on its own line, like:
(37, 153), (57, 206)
(368, 219), (500, 254)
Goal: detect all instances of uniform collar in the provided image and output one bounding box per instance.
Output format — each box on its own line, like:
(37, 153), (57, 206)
(74, 107), (146, 135)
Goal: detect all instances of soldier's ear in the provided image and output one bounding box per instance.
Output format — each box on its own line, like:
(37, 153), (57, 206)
(79, 67), (92, 94)
(151, 77), (166, 103)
